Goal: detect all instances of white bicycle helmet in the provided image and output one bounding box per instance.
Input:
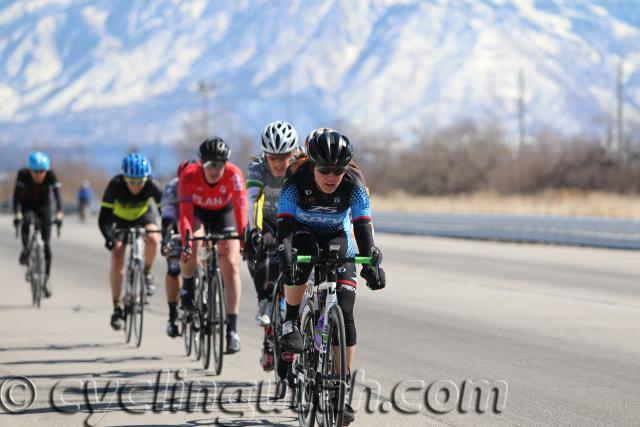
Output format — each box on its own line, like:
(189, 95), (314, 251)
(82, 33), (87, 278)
(261, 121), (299, 154)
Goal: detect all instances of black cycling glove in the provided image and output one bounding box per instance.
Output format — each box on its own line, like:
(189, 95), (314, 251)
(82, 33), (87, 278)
(361, 265), (386, 290)
(361, 246), (385, 290)
(105, 239), (115, 251)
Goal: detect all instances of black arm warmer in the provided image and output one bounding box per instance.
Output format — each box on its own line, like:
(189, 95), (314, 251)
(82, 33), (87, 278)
(12, 184), (23, 215)
(52, 185), (62, 213)
(276, 216), (295, 267)
(353, 218), (375, 257)
(98, 207), (114, 240)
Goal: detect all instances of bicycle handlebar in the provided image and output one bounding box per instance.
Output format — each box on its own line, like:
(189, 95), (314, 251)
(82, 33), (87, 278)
(182, 230), (241, 256)
(185, 233), (242, 243)
(112, 227), (162, 236)
(14, 219), (63, 238)
(296, 255), (373, 266)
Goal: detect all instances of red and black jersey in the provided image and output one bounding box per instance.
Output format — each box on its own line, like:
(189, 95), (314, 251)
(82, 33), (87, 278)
(178, 161), (248, 244)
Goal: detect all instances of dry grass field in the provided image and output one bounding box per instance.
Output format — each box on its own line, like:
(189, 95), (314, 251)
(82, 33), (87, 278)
(370, 190), (640, 218)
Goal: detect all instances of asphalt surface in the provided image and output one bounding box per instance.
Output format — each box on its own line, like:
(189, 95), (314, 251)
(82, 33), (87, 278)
(0, 216), (639, 426)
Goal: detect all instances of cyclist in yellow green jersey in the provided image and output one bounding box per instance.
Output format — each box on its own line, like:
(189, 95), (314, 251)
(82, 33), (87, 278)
(98, 153), (162, 331)
(244, 121), (301, 371)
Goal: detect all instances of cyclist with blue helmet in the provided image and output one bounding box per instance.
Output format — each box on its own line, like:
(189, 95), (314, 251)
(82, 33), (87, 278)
(77, 180), (93, 222)
(98, 152), (163, 331)
(12, 151), (64, 298)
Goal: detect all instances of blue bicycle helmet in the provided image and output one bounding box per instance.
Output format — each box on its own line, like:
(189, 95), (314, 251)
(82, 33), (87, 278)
(122, 152), (151, 178)
(28, 152), (50, 172)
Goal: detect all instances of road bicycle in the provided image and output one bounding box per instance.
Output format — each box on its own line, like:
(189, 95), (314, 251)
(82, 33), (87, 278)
(113, 226), (160, 348)
(185, 229), (241, 374)
(15, 212), (61, 308)
(289, 245), (375, 427)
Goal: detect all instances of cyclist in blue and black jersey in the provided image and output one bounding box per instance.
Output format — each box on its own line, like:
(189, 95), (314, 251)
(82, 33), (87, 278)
(98, 153), (162, 331)
(276, 130), (386, 425)
(12, 151), (64, 298)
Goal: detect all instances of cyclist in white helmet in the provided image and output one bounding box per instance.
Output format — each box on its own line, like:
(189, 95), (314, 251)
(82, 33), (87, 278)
(244, 120), (302, 371)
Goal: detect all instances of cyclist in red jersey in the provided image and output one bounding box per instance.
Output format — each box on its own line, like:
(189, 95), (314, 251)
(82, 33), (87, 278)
(178, 137), (248, 353)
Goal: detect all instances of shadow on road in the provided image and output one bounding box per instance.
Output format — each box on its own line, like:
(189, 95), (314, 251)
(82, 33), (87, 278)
(0, 342), (124, 352)
(11, 377), (298, 426)
(2, 355), (162, 365)
(0, 304), (38, 310)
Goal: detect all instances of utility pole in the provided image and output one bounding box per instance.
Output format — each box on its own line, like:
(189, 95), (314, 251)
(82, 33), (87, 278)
(198, 80), (214, 137)
(616, 61), (624, 160)
(518, 67), (526, 153)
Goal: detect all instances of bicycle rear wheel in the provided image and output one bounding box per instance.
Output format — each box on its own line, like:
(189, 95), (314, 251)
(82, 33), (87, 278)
(319, 305), (347, 427)
(296, 301), (318, 427)
(211, 269), (225, 375)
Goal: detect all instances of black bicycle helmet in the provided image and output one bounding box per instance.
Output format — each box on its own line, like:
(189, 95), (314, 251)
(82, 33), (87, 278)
(198, 137), (230, 162)
(306, 130), (353, 167)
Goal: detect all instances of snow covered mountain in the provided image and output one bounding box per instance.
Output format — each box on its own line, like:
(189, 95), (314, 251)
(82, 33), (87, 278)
(1, 0), (639, 153)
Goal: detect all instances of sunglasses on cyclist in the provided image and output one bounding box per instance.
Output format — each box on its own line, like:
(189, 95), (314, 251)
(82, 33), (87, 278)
(203, 160), (226, 170)
(266, 153), (293, 161)
(316, 165), (347, 176)
(124, 176), (148, 186)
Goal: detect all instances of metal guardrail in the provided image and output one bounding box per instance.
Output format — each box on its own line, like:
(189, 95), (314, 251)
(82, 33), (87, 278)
(374, 212), (640, 250)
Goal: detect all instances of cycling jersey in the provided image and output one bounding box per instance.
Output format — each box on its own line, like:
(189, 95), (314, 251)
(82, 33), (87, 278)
(277, 160), (375, 265)
(98, 174), (162, 240)
(13, 168), (62, 277)
(246, 154), (287, 230)
(161, 177), (179, 223)
(77, 186), (93, 203)
(178, 161), (248, 243)
(13, 168), (62, 214)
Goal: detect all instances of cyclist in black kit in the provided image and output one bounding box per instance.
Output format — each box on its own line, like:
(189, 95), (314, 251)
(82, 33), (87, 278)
(98, 153), (162, 331)
(13, 151), (64, 298)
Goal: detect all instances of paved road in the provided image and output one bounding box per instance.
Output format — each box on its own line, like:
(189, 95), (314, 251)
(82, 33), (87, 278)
(0, 217), (639, 426)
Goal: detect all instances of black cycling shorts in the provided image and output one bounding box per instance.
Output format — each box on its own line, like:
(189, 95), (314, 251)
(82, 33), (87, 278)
(112, 208), (158, 230)
(291, 227), (357, 290)
(193, 205), (235, 234)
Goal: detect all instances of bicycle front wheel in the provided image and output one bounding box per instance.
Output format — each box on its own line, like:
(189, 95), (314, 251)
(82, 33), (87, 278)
(211, 269), (225, 375)
(271, 285), (286, 399)
(124, 270), (134, 344)
(320, 305), (347, 427)
(201, 273), (214, 370)
(296, 301), (318, 427)
(182, 309), (193, 356)
(31, 242), (45, 308)
(133, 262), (145, 348)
